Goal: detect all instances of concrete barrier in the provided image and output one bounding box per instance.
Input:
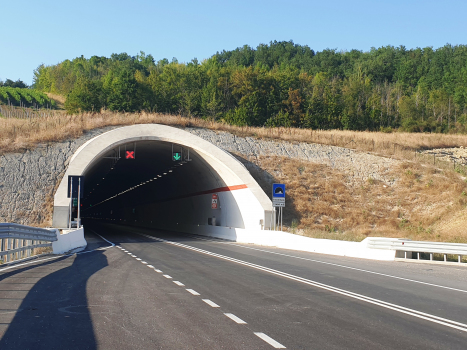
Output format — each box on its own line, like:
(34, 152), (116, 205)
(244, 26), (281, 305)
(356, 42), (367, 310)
(52, 227), (87, 254)
(152, 222), (396, 261)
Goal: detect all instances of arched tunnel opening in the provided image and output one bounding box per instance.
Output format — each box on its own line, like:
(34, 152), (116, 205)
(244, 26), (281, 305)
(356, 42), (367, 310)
(52, 124), (272, 236)
(80, 140), (245, 230)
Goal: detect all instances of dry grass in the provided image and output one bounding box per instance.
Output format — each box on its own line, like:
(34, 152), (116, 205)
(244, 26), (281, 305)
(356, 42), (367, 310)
(2, 109), (467, 160)
(45, 93), (66, 108)
(239, 155), (467, 243)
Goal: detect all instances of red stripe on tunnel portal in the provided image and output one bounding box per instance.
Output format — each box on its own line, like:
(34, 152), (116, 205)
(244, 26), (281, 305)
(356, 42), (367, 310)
(157, 184), (249, 203)
(191, 184), (248, 197)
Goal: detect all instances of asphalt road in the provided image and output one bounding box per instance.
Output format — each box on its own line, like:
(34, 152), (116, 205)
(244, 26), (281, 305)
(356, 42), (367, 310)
(0, 223), (466, 349)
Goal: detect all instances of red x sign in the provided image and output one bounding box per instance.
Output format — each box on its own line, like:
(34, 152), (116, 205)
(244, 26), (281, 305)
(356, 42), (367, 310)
(125, 151), (135, 159)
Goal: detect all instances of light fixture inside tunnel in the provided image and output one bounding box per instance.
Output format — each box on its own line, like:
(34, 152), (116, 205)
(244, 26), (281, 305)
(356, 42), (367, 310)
(83, 161), (191, 210)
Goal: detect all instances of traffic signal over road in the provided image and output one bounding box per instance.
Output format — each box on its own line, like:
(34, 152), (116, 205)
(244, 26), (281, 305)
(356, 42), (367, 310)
(173, 152), (181, 161)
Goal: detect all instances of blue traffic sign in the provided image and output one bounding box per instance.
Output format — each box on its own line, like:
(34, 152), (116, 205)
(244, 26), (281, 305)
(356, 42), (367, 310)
(272, 183), (285, 198)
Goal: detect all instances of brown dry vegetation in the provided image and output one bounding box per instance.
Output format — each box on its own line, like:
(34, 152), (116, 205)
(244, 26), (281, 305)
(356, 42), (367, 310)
(45, 93), (66, 109)
(240, 155), (467, 243)
(3, 109), (467, 161)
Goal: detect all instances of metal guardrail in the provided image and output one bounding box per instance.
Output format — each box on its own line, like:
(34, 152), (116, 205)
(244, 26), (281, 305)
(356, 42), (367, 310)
(367, 238), (467, 264)
(0, 223), (58, 264)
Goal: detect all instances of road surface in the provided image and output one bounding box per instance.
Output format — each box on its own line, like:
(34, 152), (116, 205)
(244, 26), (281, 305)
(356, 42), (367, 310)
(0, 223), (466, 349)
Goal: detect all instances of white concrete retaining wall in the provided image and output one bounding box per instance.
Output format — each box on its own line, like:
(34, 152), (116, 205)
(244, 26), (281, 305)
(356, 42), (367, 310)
(151, 222), (396, 261)
(52, 227), (87, 254)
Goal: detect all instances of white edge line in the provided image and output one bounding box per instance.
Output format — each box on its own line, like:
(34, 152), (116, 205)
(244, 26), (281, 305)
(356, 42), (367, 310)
(254, 332), (286, 349)
(133, 232), (467, 333)
(184, 234), (467, 294)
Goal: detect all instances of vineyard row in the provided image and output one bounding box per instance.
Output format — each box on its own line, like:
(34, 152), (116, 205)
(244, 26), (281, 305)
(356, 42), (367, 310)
(0, 87), (56, 109)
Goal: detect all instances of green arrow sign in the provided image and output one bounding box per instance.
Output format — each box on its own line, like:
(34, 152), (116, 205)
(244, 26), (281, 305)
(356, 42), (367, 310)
(173, 152), (181, 161)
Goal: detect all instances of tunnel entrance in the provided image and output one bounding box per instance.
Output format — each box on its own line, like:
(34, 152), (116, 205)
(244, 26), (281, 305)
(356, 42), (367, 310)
(81, 140), (245, 229)
(52, 124), (272, 235)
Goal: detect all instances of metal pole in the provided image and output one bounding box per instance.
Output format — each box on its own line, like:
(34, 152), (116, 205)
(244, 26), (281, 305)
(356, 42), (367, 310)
(274, 208), (276, 231)
(270, 207), (273, 230)
(69, 180), (73, 229)
(77, 178), (81, 228)
(280, 206), (283, 231)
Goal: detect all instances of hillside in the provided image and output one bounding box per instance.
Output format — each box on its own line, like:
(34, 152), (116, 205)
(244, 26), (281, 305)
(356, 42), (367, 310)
(1, 111), (467, 243)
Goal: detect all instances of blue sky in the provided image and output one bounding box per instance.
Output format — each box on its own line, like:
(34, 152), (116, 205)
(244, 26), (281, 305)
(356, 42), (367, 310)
(1, 0), (466, 85)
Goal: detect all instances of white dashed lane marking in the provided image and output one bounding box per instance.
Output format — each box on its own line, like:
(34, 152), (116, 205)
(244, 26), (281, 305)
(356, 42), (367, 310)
(224, 313), (247, 324)
(202, 299), (220, 308)
(254, 333), (286, 348)
(186, 289), (200, 296)
(105, 233), (288, 349)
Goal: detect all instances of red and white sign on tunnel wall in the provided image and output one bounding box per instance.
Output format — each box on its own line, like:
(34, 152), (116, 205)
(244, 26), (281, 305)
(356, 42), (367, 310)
(211, 193), (219, 209)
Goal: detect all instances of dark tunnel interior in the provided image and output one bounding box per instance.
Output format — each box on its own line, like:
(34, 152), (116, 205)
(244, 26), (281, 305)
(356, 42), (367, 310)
(78, 140), (243, 230)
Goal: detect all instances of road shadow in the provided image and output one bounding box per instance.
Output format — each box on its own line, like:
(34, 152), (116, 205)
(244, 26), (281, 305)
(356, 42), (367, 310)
(0, 250), (108, 350)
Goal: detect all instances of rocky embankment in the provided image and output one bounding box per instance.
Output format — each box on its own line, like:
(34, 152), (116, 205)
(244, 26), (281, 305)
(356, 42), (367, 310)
(420, 147), (467, 166)
(0, 126), (398, 225)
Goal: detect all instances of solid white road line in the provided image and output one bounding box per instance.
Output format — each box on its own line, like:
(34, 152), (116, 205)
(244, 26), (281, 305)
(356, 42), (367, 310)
(182, 233), (467, 294)
(154, 269), (162, 273)
(163, 274), (172, 279)
(173, 281), (185, 286)
(202, 299), (220, 308)
(186, 289), (200, 296)
(133, 232), (467, 333)
(254, 332), (286, 349)
(93, 232), (115, 247)
(224, 313), (247, 324)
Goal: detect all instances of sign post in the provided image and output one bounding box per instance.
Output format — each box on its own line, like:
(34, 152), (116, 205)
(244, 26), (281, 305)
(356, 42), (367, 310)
(68, 175), (84, 229)
(272, 184), (285, 231)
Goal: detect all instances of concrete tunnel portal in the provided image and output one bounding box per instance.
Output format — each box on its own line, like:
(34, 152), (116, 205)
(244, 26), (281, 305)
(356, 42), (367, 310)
(52, 124), (272, 235)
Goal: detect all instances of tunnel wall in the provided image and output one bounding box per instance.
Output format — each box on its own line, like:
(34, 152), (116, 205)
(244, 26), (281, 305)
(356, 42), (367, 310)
(53, 124), (272, 232)
(116, 187), (262, 231)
